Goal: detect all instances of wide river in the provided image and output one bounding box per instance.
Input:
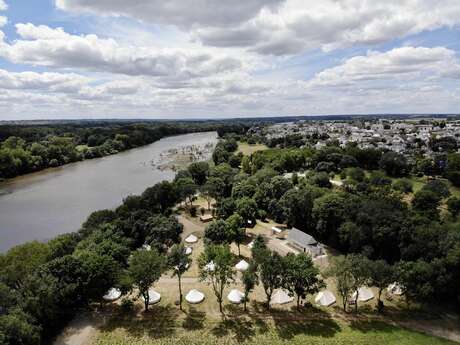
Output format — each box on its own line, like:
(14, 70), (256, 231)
(0, 131), (218, 252)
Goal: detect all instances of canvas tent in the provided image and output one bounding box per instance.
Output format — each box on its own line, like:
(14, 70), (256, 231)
(142, 289), (161, 305)
(247, 241), (254, 249)
(315, 291), (336, 307)
(103, 288), (121, 302)
(186, 289), (205, 304)
(387, 283), (403, 296)
(352, 287), (374, 302)
(185, 234), (198, 243)
(270, 290), (293, 305)
(235, 259), (249, 272)
(185, 247), (193, 255)
(142, 244), (151, 251)
(227, 289), (244, 304)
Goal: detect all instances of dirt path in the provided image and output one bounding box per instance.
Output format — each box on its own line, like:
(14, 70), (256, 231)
(52, 312), (104, 345)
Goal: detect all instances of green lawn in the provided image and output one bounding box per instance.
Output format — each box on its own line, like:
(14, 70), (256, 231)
(90, 305), (457, 345)
(237, 142), (269, 156)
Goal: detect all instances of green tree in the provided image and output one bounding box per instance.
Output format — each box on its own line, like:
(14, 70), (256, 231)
(251, 235), (267, 266)
(447, 197), (460, 218)
(242, 264), (258, 312)
(128, 249), (165, 311)
(188, 162), (209, 185)
(202, 177), (226, 202)
(412, 190), (442, 220)
(145, 215), (183, 250)
(0, 241), (51, 289)
(369, 260), (394, 313)
(379, 151), (409, 177)
(168, 244), (192, 311)
(198, 244), (235, 314)
(226, 214), (246, 256)
(283, 253), (325, 309)
(175, 177), (198, 209)
(204, 220), (231, 245)
(326, 256), (354, 312)
(236, 197), (258, 224)
(259, 250), (284, 310)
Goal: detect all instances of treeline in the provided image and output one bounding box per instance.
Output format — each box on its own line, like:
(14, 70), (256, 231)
(0, 121), (227, 179)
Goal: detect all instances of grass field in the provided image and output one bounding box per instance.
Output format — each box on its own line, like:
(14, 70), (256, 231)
(90, 303), (458, 345)
(237, 142), (269, 156)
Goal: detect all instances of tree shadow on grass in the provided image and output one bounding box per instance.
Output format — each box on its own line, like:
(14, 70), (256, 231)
(211, 318), (256, 342)
(182, 306), (206, 330)
(349, 319), (401, 334)
(101, 304), (180, 340)
(271, 306), (341, 340)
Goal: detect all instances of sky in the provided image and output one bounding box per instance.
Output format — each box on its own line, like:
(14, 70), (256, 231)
(0, 0), (459, 120)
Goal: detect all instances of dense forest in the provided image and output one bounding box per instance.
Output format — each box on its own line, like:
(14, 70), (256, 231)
(0, 121), (250, 180)
(1, 128), (460, 345)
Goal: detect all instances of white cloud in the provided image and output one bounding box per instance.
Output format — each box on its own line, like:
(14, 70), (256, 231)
(55, 0), (460, 56)
(0, 0), (7, 11)
(307, 47), (460, 88)
(197, 0), (460, 55)
(0, 23), (243, 79)
(0, 69), (89, 92)
(55, 0), (282, 28)
(0, 16), (7, 27)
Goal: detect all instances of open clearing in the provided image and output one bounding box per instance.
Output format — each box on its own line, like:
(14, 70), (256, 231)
(237, 142), (269, 156)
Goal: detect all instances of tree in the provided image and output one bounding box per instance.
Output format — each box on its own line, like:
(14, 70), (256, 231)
(198, 245), (234, 314)
(282, 253), (325, 309)
(226, 214), (246, 256)
(348, 255), (372, 313)
(241, 156), (251, 174)
(145, 215), (183, 251)
(0, 309), (41, 345)
(259, 250), (284, 310)
(326, 256), (351, 312)
(203, 177), (226, 202)
(421, 179), (451, 199)
(141, 181), (178, 213)
(242, 264), (258, 312)
(128, 249), (165, 311)
(412, 190), (442, 220)
(204, 220), (231, 244)
(379, 151), (409, 177)
(392, 178), (413, 194)
(188, 162), (209, 185)
(251, 235), (267, 266)
(216, 197), (236, 219)
(447, 197), (460, 218)
(0, 241), (51, 289)
(168, 244), (191, 311)
(368, 260), (394, 313)
(175, 177), (198, 209)
(236, 197), (258, 224)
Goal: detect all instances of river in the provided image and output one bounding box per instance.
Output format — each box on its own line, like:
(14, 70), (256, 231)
(0, 131), (218, 252)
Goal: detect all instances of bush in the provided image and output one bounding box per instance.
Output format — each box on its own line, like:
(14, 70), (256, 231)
(200, 207), (206, 216)
(120, 297), (134, 312)
(392, 178), (413, 193)
(189, 205), (197, 217)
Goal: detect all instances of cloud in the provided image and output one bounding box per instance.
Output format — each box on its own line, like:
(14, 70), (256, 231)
(0, 69), (89, 92)
(197, 0), (460, 55)
(0, 23), (242, 79)
(55, 0), (282, 28)
(0, 0), (7, 11)
(307, 47), (460, 88)
(0, 16), (7, 27)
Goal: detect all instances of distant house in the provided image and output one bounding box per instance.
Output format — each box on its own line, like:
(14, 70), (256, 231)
(287, 228), (323, 257)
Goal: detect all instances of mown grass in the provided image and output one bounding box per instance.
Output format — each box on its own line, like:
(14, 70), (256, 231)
(237, 142), (269, 156)
(90, 305), (457, 345)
